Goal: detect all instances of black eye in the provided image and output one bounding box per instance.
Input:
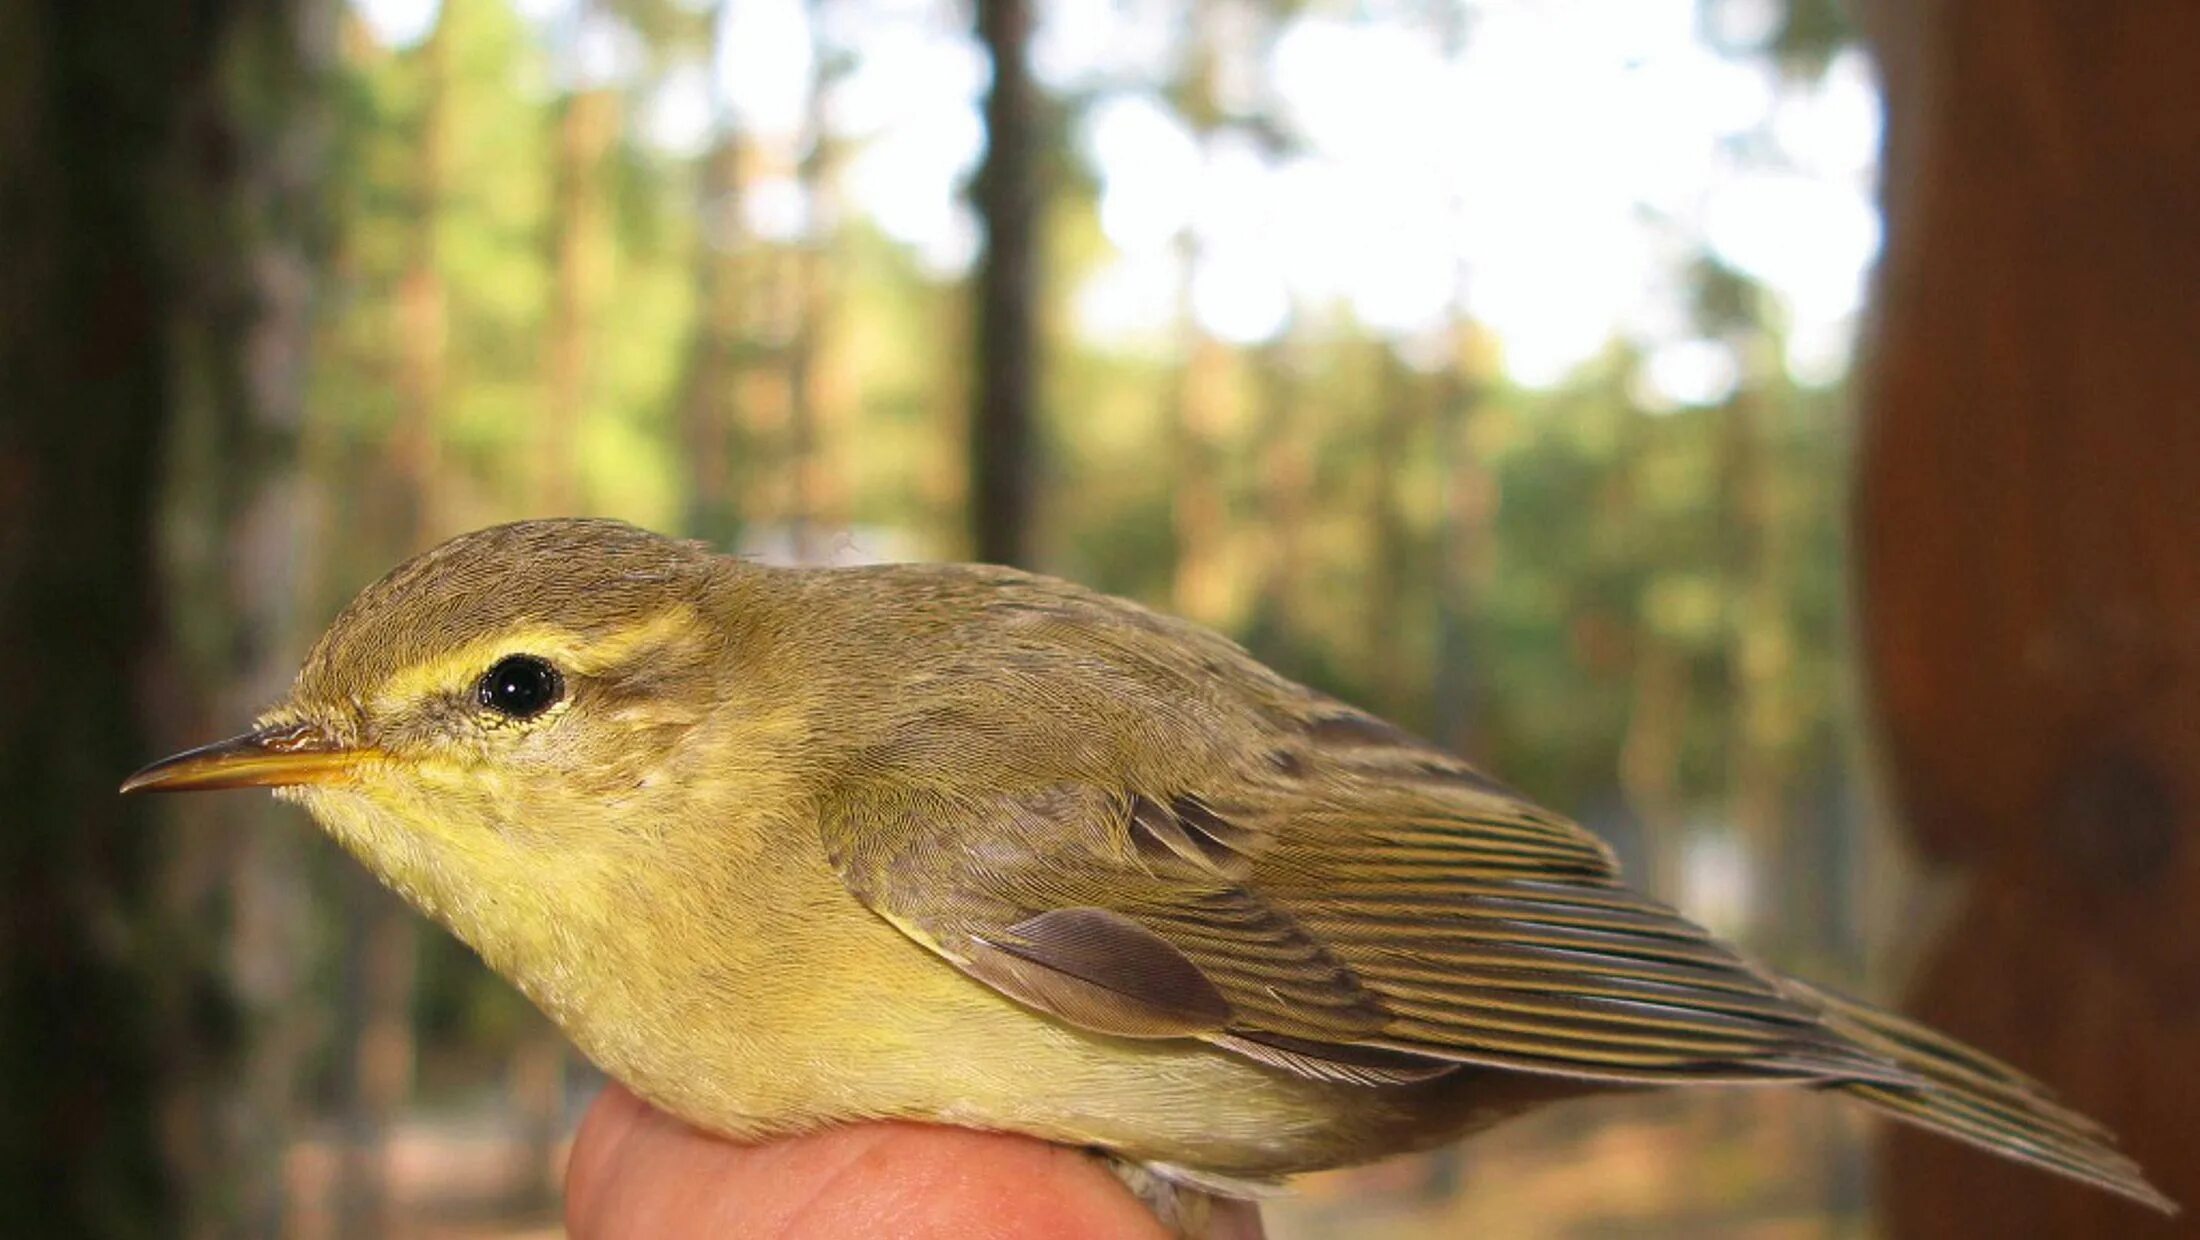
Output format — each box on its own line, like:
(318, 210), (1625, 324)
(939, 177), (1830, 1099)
(478, 655), (564, 720)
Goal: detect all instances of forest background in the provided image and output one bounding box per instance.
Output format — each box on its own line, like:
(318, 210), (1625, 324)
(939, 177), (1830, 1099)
(8, 0), (2194, 1236)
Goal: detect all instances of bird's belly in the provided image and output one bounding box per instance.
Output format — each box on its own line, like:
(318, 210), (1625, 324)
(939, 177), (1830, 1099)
(544, 883), (1500, 1180)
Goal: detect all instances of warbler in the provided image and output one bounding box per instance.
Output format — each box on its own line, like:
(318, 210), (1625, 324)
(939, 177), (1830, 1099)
(124, 519), (2171, 1229)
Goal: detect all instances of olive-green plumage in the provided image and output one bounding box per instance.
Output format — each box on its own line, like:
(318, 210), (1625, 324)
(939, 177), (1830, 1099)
(126, 519), (2173, 1220)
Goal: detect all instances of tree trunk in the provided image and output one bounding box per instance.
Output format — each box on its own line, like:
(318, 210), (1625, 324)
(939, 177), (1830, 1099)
(1429, 325), (1495, 757)
(1245, 336), (1309, 669)
(0, 1), (245, 1234)
(1620, 628), (1692, 901)
(1366, 346), (1419, 719)
(516, 53), (615, 1177)
(783, 19), (844, 563)
(335, 11), (451, 1235)
(968, 0), (1040, 567)
(541, 80), (619, 515)
(678, 118), (750, 550)
(1721, 370), (1796, 949)
(1856, 3), (2200, 1232)
(161, 0), (336, 1230)
(1171, 328), (1234, 627)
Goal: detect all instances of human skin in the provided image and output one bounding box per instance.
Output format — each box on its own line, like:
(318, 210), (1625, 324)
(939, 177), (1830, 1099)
(564, 1085), (1266, 1239)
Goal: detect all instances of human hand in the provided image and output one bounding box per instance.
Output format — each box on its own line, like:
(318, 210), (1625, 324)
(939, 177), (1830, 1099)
(564, 1084), (1263, 1239)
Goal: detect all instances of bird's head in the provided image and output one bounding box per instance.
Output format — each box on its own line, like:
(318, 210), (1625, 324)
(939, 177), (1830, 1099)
(123, 519), (800, 971)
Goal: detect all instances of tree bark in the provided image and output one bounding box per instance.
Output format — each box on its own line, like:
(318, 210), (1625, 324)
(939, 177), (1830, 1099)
(968, 0), (1040, 567)
(0, 0), (245, 1233)
(1856, 3), (2200, 1232)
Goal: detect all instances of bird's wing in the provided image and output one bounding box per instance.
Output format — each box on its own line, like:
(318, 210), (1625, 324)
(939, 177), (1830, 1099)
(818, 704), (1905, 1090)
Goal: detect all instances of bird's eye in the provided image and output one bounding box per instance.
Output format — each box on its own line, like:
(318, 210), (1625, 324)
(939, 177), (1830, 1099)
(477, 655), (564, 720)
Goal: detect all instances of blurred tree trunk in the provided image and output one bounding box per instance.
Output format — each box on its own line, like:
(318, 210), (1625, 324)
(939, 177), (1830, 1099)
(679, 105), (751, 549)
(1721, 367), (1797, 948)
(715, 13), (845, 563)
(1619, 631), (1692, 900)
(1431, 325), (1495, 756)
(0, 0), (252, 1235)
(1856, 3), (2200, 1233)
(1171, 328), (1234, 627)
(334, 10), (452, 1235)
(783, 19), (845, 563)
(1617, 398), (1690, 906)
(1366, 347), (1419, 718)
(511, 27), (622, 1203)
(161, 0), (336, 1232)
(968, 0), (1039, 567)
(1245, 335), (1308, 668)
(1168, 6), (1237, 627)
(541, 75), (619, 514)
(1425, 0), (1485, 758)
(380, 16), (450, 545)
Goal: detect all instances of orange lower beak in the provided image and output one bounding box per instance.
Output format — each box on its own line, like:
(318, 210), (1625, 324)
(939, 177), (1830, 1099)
(120, 721), (370, 794)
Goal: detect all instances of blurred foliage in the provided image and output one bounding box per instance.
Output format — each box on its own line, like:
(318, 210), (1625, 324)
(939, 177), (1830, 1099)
(133, 0), (1897, 1233)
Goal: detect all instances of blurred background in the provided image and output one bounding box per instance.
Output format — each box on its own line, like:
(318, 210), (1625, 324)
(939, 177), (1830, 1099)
(4, 0), (2195, 1236)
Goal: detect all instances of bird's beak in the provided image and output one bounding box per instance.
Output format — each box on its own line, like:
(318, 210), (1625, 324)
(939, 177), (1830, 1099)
(120, 720), (370, 795)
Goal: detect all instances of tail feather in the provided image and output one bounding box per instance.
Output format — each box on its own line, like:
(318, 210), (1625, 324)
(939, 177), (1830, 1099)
(1791, 980), (2177, 1214)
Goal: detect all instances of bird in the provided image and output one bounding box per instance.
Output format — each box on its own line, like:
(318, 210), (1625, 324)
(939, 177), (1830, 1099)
(123, 518), (2173, 1230)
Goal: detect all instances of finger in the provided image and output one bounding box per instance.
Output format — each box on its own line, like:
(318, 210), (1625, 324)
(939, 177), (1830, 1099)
(565, 1085), (1180, 1240)
(1208, 1197), (1268, 1240)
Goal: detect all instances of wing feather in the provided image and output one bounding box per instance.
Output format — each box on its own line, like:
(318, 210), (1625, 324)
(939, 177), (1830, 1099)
(806, 568), (2169, 1209)
(821, 773), (1906, 1088)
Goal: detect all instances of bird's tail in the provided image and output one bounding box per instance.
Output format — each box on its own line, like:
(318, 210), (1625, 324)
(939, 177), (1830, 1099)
(1789, 979), (2176, 1214)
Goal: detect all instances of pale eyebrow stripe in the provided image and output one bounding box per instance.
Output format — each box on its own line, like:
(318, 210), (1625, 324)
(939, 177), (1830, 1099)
(372, 607), (707, 708)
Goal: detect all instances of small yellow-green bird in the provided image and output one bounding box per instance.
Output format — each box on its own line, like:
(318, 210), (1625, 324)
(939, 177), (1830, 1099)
(124, 519), (2170, 1228)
